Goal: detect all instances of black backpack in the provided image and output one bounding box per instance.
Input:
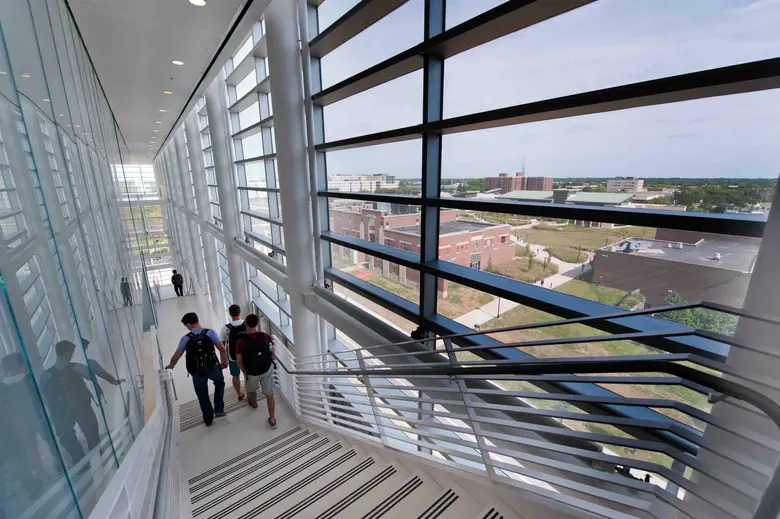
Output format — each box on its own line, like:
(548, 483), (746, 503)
(184, 330), (218, 376)
(241, 334), (273, 376)
(225, 322), (247, 360)
(43, 363), (94, 413)
(172, 273), (183, 285)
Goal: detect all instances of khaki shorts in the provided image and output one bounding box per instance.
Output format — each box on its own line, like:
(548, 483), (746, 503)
(246, 367), (274, 396)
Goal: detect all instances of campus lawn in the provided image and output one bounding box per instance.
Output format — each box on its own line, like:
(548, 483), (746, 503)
(490, 257), (558, 283)
(363, 271), (495, 320)
(521, 225), (656, 251)
(545, 245), (584, 263)
(558, 279), (644, 309)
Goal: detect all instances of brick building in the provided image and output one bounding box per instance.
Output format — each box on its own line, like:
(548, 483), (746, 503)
(330, 204), (514, 296)
(485, 172), (552, 194)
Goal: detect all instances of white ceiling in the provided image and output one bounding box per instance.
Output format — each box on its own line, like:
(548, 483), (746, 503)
(68, 0), (246, 163)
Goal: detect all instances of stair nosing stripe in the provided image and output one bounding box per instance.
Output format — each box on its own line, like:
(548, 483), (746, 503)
(190, 432), (317, 493)
(192, 440), (338, 514)
(362, 476), (423, 519)
(316, 466), (397, 519)
(417, 490), (456, 519)
(275, 458), (376, 519)
(188, 426), (302, 483)
(235, 450), (358, 519)
(426, 492), (458, 519)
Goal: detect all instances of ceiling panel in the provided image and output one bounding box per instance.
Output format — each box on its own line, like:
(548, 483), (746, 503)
(68, 0), (246, 162)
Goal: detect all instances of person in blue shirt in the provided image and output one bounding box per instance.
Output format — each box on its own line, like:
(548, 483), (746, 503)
(166, 312), (228, 426)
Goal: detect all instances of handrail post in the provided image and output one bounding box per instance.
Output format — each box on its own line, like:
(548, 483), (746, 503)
(356, 350), (388, 445)
(443, 338), (496, 479)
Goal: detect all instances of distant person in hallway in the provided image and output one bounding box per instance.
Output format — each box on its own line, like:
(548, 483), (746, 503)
(220, 304), (246, 402)
(120, 277), (132, 306)
(236, 313), (276, 428)
(41, 340), (102, 467)
(0, 353), (57, 508)
(171, 269), (184, 297)
(166, 312), (228, 426)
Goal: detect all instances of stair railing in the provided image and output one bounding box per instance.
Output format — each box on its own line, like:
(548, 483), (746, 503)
(271, 301), (780, 519)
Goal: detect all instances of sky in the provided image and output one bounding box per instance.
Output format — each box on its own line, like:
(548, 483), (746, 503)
(317, 0), (780, 179)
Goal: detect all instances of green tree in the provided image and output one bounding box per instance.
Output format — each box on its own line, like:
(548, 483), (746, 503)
(528, 255), (533, 269)
(661, 291), (738, 335)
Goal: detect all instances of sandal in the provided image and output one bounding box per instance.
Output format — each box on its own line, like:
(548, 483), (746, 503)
(268, 417), (277, 428)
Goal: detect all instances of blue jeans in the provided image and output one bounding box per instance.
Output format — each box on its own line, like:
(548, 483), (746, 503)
(192, 364), (225, 423)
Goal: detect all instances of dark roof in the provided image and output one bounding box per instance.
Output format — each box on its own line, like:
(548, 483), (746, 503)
(608, 238), (758, 273)
(392, 219), (498, 236)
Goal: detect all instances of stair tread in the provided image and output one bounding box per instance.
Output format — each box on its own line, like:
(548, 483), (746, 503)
(413, 485), (485, 519)
(475, 504), (524, 519)
(190, 437), (349, 518)
(291, 458), (401, 519)
(232, 446), (372, 519)
(363, 472), (445, 519)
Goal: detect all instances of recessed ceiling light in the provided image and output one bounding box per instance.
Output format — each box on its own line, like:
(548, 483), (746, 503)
(43, 98), (50, 102)
(163, 91), (173, 95)
(171, 60), (184, 66)
(159, 109), (166, 113)
(189, 0), (206, 5)
(0, 71), (7, 75)
(155, 121), (162, 124)
(21, 74), (30, 78)
(153, 129), (159, 132)
(59, 113), (64, 117)
(75, 125), (80, 128)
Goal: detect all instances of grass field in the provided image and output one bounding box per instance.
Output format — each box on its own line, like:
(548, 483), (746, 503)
(362, 270), (495, 320)
(546, 245), (584, 263)
(522, 225), (656, 251)
(490, 257), (558, 283)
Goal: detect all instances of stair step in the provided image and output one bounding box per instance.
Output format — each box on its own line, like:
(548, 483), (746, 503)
(361, 472), (444, 519)
(191, 437), (349, 518)
(230, 446), (371, 518)
(475, 505), (523, 519)
(189, 427), (317, 496)
(285, 458), (398, 519)
(413, 486), (484, 519)
(310, 464), (418, 519)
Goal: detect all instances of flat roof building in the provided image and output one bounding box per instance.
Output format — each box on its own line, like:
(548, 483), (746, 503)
(592, 235), (758, 307)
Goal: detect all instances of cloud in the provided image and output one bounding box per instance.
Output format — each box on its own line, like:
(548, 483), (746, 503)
(736, 0), (780, 13)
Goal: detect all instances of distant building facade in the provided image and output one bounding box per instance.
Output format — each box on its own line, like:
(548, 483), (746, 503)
(485, 172), (552, 194)
(328, 174), (399, 192)
(329, 203), (513, 296)
(606, 177), (644, 192)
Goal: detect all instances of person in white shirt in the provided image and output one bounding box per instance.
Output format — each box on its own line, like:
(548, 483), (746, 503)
(220, 304), (246, 401)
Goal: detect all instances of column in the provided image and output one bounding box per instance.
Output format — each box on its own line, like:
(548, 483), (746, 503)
(184, 111), (224, 318)
(174, 129), (207, 294)
(165, 145), (192, 275)
(266, 0), (320, 359)
(204, 77), (249, 313)
(687, 180), (780, 518)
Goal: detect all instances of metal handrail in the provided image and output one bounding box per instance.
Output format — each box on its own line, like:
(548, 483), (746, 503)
(294, 299), (780, 363)
(272, 309), (780, 519)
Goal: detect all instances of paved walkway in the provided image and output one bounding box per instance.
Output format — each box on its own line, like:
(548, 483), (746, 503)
(455, 238), (592, 329)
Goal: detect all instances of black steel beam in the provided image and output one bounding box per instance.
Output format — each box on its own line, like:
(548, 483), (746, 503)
(316, 58), (780, 151)
(325, 267), (421, 323)
(309, 0), (409, 58)
(312, 0), (591, 106)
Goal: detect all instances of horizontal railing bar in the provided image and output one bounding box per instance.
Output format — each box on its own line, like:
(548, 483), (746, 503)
(237, 185), (280, 193)
(296, 329), (694, 366)
(379, 431), (487, 467)
(298, 387), (463, 407)
(295, 296), (708, 361)
(378, 422), (480, 450)
(241, 209), (283, 227)
(474, 413), (772, 482)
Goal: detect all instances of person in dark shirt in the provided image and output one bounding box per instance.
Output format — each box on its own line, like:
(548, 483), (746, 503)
(171, 269), (184, 297)
(120, 277), (132, 307)
(236, 314), (277, 428)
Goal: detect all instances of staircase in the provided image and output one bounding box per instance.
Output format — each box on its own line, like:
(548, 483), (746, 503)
(186, 424), (520, 519)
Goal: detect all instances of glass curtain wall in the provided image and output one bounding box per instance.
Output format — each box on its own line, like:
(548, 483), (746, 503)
(0, 1), (145, 517)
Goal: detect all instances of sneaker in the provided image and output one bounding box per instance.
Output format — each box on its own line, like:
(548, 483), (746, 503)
(205, 420), (213, 427)
(268, 417), (277, 429)
(238, 394), (245, 401)
(215, 411), (227, 418)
